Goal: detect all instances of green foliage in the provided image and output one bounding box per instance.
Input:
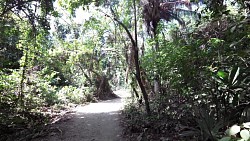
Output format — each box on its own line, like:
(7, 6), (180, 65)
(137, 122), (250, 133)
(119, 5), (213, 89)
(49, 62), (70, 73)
(0, 69), (19, 109)
(56, 86), (94, 104)
(123, 102), (146, 132)
(0, 18), (21, 69)
(0, 0), (249, 140)
(136, 5), (250, 140)
(212, 66), (249, 106)
(220, 123), (250, 141)
(58, 0), (106, 15)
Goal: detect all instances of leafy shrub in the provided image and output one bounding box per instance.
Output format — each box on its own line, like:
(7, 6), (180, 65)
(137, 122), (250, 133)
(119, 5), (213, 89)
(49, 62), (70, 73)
(220, 123), (250, 141)
(56, 86), (94, 104)
(122, 102), (149, 134)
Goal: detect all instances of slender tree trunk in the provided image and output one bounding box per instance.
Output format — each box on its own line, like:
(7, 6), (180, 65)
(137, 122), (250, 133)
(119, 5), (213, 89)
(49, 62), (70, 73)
(133, 0), (150, 114)
(19, 48), (28, 108)
(153, 34), (160, 95)
(77, 63), (93, 85)
(103, 3), (151, 114)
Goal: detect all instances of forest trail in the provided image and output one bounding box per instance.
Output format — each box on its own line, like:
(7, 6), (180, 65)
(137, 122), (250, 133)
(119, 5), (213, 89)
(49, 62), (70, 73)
(34, 89), (130, 141)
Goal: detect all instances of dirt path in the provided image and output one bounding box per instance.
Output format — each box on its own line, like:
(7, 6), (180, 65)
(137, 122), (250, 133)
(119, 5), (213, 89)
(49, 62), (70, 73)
(34, 90), (130, 141)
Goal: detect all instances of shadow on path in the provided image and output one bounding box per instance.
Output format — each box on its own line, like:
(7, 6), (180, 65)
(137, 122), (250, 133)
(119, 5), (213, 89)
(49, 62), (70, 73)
(33, 90), (130, 141)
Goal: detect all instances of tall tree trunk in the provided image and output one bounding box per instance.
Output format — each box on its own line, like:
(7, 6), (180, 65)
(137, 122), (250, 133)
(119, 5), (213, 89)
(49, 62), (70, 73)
(19, 47), (28, 108)
(133, 0), (150, 114)
(153, 34), (160, 95)
(102, 2), (151, 114)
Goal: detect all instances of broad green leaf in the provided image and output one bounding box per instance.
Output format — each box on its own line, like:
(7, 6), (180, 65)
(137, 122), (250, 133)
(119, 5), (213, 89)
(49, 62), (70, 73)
(219, 137), (231, 141)
(240, 129), (250, 140)
(230, 25), (236, 33)
(229, 67), (238, 83)
(229, 66), (240, 85)
(230, 42), (237, 48)
(228, 125), (240, 136)
(243, 122), (250, 129)
(217, 70), (228, 79)
(232, 67), (240, 85)
(209, 38), (224, 47)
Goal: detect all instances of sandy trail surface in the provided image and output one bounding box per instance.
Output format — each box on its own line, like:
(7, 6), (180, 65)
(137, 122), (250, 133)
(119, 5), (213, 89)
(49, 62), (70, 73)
(34, 89), (130, 141)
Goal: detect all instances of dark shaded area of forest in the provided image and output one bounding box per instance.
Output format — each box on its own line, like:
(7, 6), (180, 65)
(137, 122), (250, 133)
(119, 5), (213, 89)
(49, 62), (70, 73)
(0, 0), (250, 140)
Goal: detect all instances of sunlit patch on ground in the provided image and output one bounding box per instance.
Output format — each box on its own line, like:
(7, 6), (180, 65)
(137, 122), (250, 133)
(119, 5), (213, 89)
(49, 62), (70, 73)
(31, 89), (130, 141)
(75, 89), (130, 114)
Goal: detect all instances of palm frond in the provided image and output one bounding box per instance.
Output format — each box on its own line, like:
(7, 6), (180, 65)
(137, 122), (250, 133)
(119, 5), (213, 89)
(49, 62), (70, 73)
(141, 0), (191, 35)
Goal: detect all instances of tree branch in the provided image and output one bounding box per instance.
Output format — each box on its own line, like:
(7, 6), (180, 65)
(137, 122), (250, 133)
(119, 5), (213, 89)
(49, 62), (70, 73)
(98, 9), (137, 50)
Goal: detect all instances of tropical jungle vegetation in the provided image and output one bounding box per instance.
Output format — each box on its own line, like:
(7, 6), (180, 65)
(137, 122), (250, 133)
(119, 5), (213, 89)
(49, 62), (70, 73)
(0, 0), (249, 140)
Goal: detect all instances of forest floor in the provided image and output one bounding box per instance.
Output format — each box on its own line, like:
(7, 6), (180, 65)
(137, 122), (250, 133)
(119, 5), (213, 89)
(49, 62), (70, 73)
(33, 89), (130, 141)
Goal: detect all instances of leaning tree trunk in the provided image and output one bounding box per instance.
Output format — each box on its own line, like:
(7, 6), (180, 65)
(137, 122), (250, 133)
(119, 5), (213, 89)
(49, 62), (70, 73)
(133, 0), (150, 114)
(101, 1), (151, 114)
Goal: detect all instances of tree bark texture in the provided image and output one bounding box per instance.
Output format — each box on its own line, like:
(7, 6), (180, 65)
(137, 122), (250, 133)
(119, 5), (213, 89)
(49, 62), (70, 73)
(101, 3), (151, 114)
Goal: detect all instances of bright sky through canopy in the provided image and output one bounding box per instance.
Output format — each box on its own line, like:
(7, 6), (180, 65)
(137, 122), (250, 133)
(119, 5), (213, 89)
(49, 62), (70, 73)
(50, 0), (93, 33)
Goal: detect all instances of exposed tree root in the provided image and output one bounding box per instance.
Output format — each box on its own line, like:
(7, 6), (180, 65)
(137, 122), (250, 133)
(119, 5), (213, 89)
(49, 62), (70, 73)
(94, 74), (118, 100)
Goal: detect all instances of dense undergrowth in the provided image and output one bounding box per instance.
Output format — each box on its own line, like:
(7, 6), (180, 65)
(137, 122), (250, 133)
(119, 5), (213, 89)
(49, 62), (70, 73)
(122, 12), (250, 141)
(1, 0), (250, 141)
(0, 40), (118, 140)
(0, 15), (117, 141)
